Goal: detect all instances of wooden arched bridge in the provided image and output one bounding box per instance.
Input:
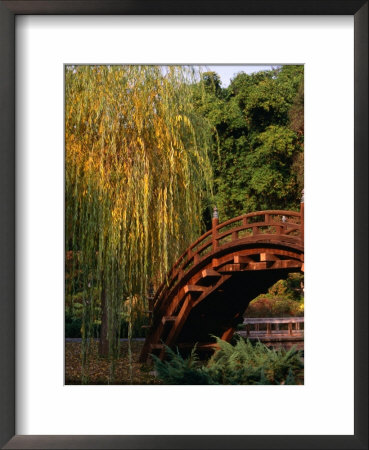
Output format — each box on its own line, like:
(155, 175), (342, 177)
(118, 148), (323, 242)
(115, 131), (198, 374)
(140, 201), (304, 363)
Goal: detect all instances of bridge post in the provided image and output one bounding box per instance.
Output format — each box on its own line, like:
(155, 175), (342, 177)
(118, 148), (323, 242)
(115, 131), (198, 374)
(212, 206), (219, 250)
(300, 189), (304, 243)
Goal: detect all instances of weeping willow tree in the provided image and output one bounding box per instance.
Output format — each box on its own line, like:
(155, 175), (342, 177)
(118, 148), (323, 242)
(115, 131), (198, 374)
(65, 65), (213, 378)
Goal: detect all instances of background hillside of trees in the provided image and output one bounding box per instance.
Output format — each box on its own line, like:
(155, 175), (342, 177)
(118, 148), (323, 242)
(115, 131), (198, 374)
(194, 65), (304, 223)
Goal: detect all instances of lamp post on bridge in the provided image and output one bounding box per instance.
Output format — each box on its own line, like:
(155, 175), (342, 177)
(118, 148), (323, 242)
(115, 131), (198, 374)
(212, 206), (219, 228)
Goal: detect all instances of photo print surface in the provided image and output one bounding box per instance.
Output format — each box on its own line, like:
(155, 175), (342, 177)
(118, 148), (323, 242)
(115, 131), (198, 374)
(65, 65), (304, 385)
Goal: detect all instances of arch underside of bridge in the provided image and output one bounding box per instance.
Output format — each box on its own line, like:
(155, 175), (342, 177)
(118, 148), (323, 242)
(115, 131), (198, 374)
(139, 236), (304, 363)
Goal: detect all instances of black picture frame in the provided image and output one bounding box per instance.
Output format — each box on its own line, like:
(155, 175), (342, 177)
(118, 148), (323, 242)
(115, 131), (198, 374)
(0, 1), (367, 449)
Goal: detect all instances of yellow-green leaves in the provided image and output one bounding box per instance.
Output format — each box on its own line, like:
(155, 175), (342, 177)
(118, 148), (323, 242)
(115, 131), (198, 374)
(65, 65), (213, 370)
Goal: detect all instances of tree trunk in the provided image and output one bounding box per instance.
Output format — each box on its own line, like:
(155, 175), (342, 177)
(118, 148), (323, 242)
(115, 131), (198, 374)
(99, 282), (109, 357)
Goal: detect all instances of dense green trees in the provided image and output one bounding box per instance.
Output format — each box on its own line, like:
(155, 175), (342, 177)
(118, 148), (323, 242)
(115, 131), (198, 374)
(194, 65), (304, 221)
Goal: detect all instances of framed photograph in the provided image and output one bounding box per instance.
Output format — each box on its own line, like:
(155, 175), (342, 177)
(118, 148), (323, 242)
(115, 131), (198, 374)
(1, 1), (367, 449)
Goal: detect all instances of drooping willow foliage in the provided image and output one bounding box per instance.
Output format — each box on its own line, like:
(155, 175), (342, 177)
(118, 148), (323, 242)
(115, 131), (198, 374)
(65, 65), (213, 377)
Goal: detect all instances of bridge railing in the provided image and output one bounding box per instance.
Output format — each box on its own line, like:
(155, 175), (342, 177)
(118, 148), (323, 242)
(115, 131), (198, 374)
(152, 209), (303, 309)
(242, 317), (304, 337)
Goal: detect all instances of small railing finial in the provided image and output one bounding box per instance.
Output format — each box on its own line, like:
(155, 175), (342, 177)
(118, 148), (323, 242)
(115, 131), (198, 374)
(213, 206), (218, 220)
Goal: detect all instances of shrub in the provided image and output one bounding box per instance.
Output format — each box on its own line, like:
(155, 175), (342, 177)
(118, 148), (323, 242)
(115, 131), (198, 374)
(207, 337), (303, 384)
(65, 316), (82, 338)
(246, 296), (304, 317)
(65, 312), (100, 338)
(152, 337), (304, 385)
(245, 273), (304, 318)
(151, 345), (214, 385)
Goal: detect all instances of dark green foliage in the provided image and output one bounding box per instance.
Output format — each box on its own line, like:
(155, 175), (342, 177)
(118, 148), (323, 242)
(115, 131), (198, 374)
(285, 368), (296, 385)
(245, 273), (304, 318)
(65, 284), (149, 339)
(245, 297), (304, 318)
(153, 337), (304, 385)
(286, 273), (304, 299)
(151, 345), (214, 385)
(207, 337), (303, 385)
(65, 312), (83, 338)
(65, 314), (147, 339)
(194, 65), (304, 221)
(256, 368), (271, 385)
